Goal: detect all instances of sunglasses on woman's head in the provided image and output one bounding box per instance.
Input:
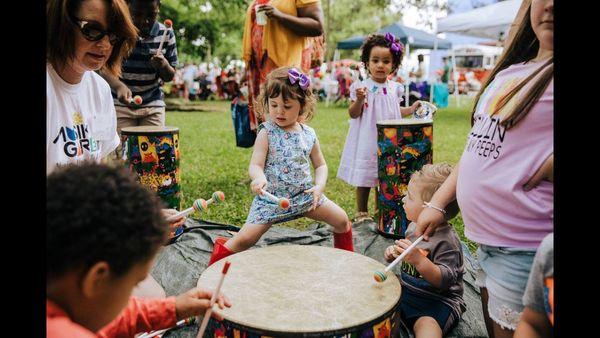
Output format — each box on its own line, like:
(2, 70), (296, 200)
(71, 17), (121, 45)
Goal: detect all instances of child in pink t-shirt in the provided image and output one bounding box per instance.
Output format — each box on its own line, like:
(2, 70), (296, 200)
(337, 33), (421, 222)
(414, 0), (553, 335)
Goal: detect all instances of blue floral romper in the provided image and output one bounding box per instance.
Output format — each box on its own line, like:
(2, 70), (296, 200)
(246, 121), (328, 224)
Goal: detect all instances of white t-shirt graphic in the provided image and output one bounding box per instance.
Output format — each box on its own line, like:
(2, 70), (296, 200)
(46, 63), (120, 174)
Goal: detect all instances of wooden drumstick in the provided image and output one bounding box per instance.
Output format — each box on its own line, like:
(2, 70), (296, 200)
(166, 191), (225, 222)
(259, 188), (290, 210)
(196, 261), (231, 338)
(374, 235), (424, 283)
(138, 317), (196, 338)
(156, 19), (173, 55)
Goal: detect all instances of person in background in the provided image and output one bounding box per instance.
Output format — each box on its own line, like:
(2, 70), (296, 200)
(241, 0), (324, 132)
(182, 61), (197, 101)
(99, 0), (178, 161)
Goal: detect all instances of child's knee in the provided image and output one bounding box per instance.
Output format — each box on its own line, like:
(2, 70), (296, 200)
(413, 316), (442, 337)
(332, 211), (350, 231)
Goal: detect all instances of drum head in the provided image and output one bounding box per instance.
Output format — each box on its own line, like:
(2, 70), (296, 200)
(377, 118), (432, 126)
(197, 245), (401, 334)
(121, 126), (179, 135)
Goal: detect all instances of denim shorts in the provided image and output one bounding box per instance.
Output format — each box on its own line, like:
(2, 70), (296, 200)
(475, 245), (536, 330)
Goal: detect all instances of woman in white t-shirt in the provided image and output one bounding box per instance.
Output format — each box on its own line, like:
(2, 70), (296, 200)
(46, 0), (137, 175)
(47, 0), (186, 299)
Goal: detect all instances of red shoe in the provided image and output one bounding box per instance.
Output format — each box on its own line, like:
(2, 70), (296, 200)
(208, 237), (234, 266)
(333, 224), (354, 252)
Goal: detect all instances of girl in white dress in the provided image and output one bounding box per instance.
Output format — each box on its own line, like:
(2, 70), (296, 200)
(337, 33), (422, 222)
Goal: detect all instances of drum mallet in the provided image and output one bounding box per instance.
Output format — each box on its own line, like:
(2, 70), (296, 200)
(166, 191), (225, 222)
(156, 19), (173, 55)
(138, 317), (196, 338)
(128, 95), (143, 105)
(374, 235), (425, 283)
(259, 188), (290, 210)
(197, 261), (231, 338)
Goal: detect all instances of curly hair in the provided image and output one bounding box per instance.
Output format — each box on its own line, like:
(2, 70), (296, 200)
(47, 162), (169, 280)
(255, 66), (317, 123)
(360, 34), (404, 75)
(410, 163), (460, 220)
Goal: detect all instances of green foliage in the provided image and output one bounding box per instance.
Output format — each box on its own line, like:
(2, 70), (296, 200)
(323, 0), (447, 59)
(323, 0), (400, 60)
(160, 0), (247, 62)
(157, 0), (447, 63)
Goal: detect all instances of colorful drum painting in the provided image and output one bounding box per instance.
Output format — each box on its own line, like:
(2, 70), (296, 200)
(376, 119), (433, 238)
(197, 245), (404, 337)
(121, 126), (182, 211)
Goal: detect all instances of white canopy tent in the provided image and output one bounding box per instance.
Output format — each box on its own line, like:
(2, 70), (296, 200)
(437, 0), (523, 40)
(431, 0), (523, 106)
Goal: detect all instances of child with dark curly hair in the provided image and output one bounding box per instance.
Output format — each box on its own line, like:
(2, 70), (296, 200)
(208, 66), (354, 265)
(47, 163), (231, 338)
(337, 33), (422, 222)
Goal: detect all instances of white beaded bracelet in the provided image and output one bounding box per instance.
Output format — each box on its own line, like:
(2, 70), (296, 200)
(423, 201), (446, 215)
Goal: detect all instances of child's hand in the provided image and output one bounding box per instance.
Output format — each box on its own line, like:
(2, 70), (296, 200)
(116, 84), (132, 105)
(150, 53), (170, 71)
(410, 100), (422, 114)
(162, 208), (186, 229)
(394, 238), (424, 266)
(384, 244), (400, 263)
(250, 178), (267, 195)
(356, 87), (367, 101)
(174, 287), (232, 321)
(304, 184), (324, 211)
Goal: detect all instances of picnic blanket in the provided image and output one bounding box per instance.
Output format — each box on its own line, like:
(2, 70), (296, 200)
(151, 219), (487, 337)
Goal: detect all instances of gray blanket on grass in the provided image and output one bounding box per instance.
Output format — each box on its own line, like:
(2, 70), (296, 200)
(151, 219), (487, 337)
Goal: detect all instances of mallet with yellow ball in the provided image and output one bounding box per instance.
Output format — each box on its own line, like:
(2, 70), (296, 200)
(165, 191), (225, 222)
(374, 235), (424, 282)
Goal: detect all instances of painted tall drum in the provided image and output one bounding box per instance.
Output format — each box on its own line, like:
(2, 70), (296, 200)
(197, 245), (403, 337)
(121, 126), (181, 210)
(376, 119), (433, 238)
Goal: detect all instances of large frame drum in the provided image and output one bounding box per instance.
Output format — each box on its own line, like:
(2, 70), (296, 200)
(376, 119), (433, 238)
(121, 126), (181, 210)
(197, 245), (402, 337)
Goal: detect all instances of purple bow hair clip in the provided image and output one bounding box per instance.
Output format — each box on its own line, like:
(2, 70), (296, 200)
(288, 68), (310, 90)
(384, 32), (402, 55)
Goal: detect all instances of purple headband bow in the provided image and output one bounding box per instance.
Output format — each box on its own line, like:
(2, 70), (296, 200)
(288, 68), (310, 91)
(384, 32), (402, 55)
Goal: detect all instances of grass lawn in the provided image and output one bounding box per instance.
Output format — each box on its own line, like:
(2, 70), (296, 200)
(166, 96), (478, 252)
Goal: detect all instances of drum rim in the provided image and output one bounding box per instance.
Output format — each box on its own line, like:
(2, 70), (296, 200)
(120, 126), (179, 134)
(199, 245), (402, 335)
(377, 119), (433, 126)
(208, 297), (401, 337)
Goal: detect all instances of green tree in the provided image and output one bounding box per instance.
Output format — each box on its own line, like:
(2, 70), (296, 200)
(323, 0), (446, 60)
(323, 0), (399, 60)
(160, 0), (247, 63)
